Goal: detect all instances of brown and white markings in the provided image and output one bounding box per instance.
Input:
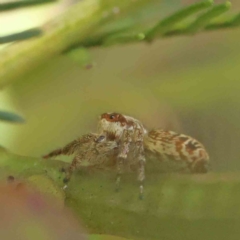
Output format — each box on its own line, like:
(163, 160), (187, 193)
(43, 133), (117, 183)
(98, 112), (209, 198)
(144, 129), (209, 173)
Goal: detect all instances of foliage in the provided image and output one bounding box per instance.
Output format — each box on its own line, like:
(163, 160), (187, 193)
(0, 110), (25, 123)
(0, 28), (42, 44)
(81, 0), (233, 48)
(1, 0), (240, 88)
(0, 0), (57, 11)
(1, 1), (240, 239)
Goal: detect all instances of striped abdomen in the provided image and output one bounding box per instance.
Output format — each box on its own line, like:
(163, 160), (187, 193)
(144, 129), (209, 173)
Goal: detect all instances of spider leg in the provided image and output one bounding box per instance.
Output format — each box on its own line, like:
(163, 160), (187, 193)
(115, 157), (123, 191)
(189, 159), (209, 173)
(137, 152), (145, 200)
(115, 128), (133, 191)
(63, 154), (83, 183)
(43, 148), (63, 159)
(43, 139), (80, 159)
(134, 129), (145, 200)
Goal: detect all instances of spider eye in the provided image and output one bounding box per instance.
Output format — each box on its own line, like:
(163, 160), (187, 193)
(109, 114), (116, 119)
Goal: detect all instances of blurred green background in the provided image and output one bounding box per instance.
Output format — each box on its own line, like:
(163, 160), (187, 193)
(1, 0), (240, 172)
(2, 1), (240, 240)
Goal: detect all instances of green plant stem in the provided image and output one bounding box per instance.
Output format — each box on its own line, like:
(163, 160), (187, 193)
(69, 2), (236, 48)
(2, 148), (240, 239)
(0, 148), (66, 181)
(0, 0), (151, 89)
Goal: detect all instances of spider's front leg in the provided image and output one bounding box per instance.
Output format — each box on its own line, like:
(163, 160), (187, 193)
(116, 128), (133, 191)
(43, 139), (80, 159)
(63, 154), (83, 183)
(134, 129), (146, 199)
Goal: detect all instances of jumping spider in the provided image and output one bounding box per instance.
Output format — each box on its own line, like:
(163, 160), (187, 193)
(44, 112), (209, 199)
(98, 112), (209, 198)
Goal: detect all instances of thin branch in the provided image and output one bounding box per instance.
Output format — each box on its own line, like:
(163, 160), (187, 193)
(145, 0), (213, 41)
(76, 1), (236, 47)
(205, 13), (240, 30)
(185, 1), (231, 34)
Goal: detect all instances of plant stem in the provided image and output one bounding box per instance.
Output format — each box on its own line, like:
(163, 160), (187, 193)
(0, 0), (150, 89)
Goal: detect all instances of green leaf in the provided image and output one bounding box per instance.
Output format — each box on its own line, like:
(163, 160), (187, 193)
(0, 28), (42, 44)
(0, 110), (25, 123)
(0, 0), (56, 11)
(232, 13), (240, 26)
(146, 0), (213, 40)
(186, 1), (231, 34)
(205, 13), (240, 30)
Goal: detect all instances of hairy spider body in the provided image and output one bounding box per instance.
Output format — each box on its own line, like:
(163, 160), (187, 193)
(144, 129), (209, 173)
(43, 112), (209, 199)
(43, 133), (117, 182)
(98, 112), (209, 197)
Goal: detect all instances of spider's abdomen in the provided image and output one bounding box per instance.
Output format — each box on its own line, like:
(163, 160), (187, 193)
(144, 129), (209, 173)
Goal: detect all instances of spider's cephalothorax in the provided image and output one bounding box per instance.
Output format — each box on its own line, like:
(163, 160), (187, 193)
(99, 112), (147, 142)
(43, 133), (117, 183)
(99, 112), (147, 198)
(144, 129), (209, 173)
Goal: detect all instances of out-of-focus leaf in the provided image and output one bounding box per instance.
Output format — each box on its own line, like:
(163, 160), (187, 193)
(71, 1), (236, 48)
(1, 0), (152, 88)
(0, 0), (56, 11)
(186, 1), (231, 34)
(27, 175), (65, 208)
(145, 0), (213, 40)
(0, 184), (87, 240)
(205, 12), (240, 30)
(0, 110), (25, 123)
(0, 28), (43, 44)
(67, 48), (93, 69)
